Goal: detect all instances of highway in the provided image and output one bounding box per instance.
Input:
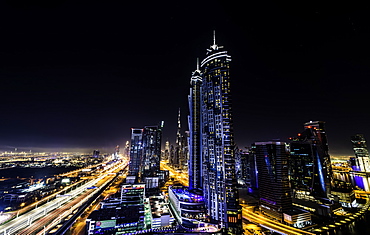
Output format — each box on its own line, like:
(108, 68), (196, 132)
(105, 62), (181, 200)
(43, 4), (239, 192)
(160, 160), (189, 186)
(0, 159), (128, 235)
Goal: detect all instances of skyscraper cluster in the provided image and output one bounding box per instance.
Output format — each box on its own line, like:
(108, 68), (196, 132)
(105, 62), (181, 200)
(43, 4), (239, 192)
(125, 32), (370, 234)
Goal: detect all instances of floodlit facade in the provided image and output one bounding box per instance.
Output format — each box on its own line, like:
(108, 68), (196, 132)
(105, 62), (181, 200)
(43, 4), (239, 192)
(188, 33), (242, 232)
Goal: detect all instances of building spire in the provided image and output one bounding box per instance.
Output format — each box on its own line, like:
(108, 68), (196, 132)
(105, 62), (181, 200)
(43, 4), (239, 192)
(196, 58), (199, 71)
(210, 30), (219, 51)
(213, 30), (216, 46)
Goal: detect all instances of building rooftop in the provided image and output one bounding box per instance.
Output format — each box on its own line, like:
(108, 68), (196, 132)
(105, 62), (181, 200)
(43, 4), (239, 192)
(149, 197), (170, 218)
(89, 205), (144, 223)
(170, 186), (204, 203)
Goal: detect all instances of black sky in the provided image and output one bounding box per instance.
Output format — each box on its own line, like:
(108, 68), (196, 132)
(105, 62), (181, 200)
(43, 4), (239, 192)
(1, 1), (370, 156)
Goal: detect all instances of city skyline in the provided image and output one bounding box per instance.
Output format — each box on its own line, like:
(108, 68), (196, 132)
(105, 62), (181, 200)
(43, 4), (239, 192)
(1, 1), (370, 157)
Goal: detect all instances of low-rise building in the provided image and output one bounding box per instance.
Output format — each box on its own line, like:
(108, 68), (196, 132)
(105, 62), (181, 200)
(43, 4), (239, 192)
(168, 185), (206, 227)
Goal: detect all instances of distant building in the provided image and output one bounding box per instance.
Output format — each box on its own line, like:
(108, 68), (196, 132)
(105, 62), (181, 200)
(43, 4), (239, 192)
(169, 109), (188, 171)
(114, 145), (120, 159)
(254, 141), (292, 221)
(92, 150), (100, 158)
(350, 134), (370, 172)
(124, 141), (130, 158)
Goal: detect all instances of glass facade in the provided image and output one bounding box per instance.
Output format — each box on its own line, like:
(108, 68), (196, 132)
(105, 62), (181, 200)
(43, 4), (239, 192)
(142, 125), (162, 176)
(254, 142), (292, 221)
(200, 39), (241, 231)
(289, 121), (333, 198)
(129, 128), (143, 178)
(188, 64), (203, 190)
(351, 134), (370, 172)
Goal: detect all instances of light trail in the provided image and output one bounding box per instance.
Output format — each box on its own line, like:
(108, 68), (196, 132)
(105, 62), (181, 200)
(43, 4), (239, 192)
(242, 207), (315, 235)
(0, 160), (128, 235)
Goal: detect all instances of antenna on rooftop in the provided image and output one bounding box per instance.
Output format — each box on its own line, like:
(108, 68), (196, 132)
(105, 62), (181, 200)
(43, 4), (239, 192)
(213, 30), (216, 45)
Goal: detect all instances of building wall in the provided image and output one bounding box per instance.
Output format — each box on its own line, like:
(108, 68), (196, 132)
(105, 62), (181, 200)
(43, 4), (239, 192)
(254, 141), (292, 221)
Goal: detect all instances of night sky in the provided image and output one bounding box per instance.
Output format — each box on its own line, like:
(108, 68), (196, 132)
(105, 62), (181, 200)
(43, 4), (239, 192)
(1, 1), (370, 157)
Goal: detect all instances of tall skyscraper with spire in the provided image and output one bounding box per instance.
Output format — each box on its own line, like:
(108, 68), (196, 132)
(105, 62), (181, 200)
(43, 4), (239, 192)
(188, 59), (203, 190)
(188, 32), (241, 232)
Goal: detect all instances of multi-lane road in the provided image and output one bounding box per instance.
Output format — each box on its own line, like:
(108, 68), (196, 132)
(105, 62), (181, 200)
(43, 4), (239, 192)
(0, 158), (128, 235)
(242, 205), (315, 235)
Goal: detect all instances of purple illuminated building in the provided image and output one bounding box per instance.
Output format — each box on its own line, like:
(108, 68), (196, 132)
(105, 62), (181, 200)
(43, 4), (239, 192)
(168, 185), (206, 227)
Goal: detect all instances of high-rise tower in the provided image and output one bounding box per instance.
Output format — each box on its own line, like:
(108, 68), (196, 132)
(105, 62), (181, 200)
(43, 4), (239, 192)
(199, 33), (241, 231)
(254, 141), (292, 221)
(142, 123), (163, 175)
(129, 128), (144, 179)
(289, 121), (333, 198)
(188, 59), (203, 190)
(351, 134), (370, 172)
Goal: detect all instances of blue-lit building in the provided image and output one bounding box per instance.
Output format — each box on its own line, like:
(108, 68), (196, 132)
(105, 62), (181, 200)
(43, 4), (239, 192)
(188, 34), (242, 232)
(128, 122), (164, 184)
(128, 128), (144, 180)
(254, 141), (292, 221)
(168, 185), (206, 227)
(289, 121), (333, 199)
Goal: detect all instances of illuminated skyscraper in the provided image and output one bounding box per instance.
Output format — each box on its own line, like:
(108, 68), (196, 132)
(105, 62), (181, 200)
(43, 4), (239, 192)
(289, 121), (333, 198)
(142, 123), (163, 176)
(351, 134), (370, 172)
(129, 128), (144, 178)
(188, 60), (203, 190)
(191, 33), (241, 231)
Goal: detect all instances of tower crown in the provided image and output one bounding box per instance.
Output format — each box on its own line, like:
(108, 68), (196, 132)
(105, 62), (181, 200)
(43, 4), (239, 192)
(207, 30), (224, 54)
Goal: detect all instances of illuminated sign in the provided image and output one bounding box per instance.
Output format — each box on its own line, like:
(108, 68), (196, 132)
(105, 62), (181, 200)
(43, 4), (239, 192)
(95, 220), (116, 229)
(61, 178), (70, 183)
